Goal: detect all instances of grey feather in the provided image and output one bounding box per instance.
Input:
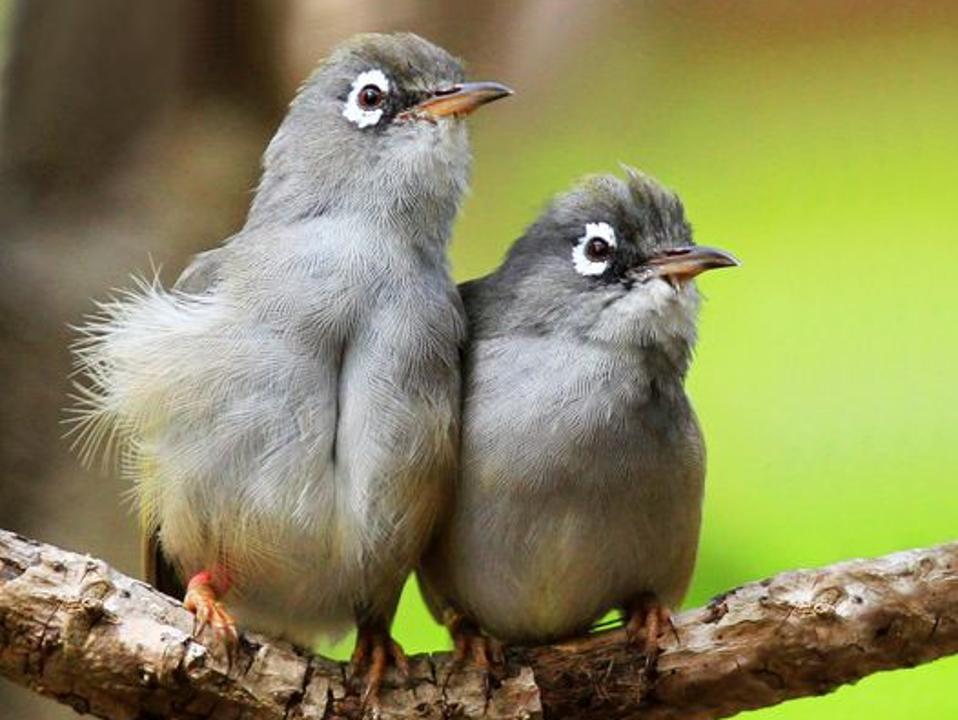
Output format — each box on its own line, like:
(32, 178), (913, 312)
(70, 33), (484, 644)
(173, 247), (225, 294)
(419, 169), (720, 644)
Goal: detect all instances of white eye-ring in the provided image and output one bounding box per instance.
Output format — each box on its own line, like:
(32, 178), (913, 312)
(572, 221), (617, 276)
(343, 69), (390, 128)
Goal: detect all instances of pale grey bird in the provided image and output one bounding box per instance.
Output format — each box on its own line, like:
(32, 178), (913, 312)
(69, 32), (510, 698)
(419, 168), (737, 664)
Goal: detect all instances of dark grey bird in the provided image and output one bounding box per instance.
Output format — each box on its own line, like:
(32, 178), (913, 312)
(69, 32), (510, 700)
(418, 168), (737, 664)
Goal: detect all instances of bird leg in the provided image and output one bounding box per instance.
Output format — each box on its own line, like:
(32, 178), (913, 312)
(440, 609), (505, 692)
(624, 593), (675, 671)
(349, 620), (410, 709)
(447, 609), (504, 672)
(183, 567), (238, 657)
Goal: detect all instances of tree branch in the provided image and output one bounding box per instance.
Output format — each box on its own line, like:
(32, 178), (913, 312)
(1, 528), (955, 719)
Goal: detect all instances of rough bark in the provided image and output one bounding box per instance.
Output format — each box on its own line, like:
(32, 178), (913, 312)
(1, 529), (955, 719)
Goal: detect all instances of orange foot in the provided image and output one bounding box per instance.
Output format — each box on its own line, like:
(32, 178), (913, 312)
(449, 610), (504, 671)
(183, 569), (238, 660)
(350, 625), (410, 709)
(625, 593), (676, 671)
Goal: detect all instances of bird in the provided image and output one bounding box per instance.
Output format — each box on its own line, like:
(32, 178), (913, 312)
(418, 167), (737, 667)
(68, 32), (511, 701)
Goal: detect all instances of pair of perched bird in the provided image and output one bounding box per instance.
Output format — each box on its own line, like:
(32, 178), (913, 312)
(70, 33), (737, 702)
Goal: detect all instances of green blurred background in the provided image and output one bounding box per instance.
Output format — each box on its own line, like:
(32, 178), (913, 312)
(1, 1), (955, 718)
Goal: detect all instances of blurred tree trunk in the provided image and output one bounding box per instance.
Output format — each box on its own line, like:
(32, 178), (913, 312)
(0, 2), (286, 717)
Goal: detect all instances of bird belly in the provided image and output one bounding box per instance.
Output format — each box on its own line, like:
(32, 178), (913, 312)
(155, 415), (453, 646)
(451, 473), (702, 645)
(437, 338), (705, 644)
(155, 466), (358, 642)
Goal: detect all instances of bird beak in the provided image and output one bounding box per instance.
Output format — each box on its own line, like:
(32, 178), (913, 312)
(403, 81), (513, 121)
(642, 246), (740, 286)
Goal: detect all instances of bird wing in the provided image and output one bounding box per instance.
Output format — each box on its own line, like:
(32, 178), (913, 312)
(74, 223), (345, 596)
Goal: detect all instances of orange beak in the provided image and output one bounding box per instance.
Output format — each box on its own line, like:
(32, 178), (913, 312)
(401, 81), (513, 121)
(643, 245), (740, 286)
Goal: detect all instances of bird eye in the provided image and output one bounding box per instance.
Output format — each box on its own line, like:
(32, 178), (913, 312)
(357, 84), (384, 110)
(572, 221), (618, 277)
(343, 69), (391, 128)
(585, 237), (611, 261)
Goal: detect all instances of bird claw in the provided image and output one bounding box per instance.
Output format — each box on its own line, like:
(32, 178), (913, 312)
(349, 629), (409, 710)
(184, 578), (239, 668)
(443, 611), (505, 690)
(625, 594), (674, 672)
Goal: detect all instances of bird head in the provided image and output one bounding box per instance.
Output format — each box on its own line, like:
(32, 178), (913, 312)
(487, 168), (738, 369)
(247, 33), (511, 233)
